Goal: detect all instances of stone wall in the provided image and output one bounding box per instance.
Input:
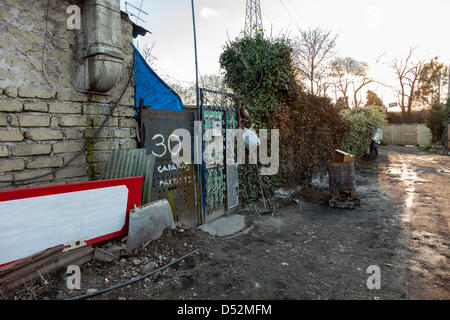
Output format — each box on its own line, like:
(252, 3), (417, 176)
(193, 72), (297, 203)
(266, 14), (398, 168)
(0, 0), (137, 189)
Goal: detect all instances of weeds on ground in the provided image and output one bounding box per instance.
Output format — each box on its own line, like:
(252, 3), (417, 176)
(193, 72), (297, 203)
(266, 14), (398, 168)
(417, 145), (433, 151)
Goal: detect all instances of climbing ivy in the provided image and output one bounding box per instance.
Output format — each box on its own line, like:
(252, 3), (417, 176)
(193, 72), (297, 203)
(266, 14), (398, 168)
(220, 34), (295, 128)
(220, 34), (349, 202)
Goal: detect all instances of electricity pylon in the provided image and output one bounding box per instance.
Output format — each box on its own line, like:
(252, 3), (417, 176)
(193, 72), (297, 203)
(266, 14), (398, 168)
(244, 0), (263, 37)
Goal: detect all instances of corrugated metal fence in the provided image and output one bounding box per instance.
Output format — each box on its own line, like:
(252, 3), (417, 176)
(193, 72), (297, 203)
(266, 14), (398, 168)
(102, 149), (156, 205)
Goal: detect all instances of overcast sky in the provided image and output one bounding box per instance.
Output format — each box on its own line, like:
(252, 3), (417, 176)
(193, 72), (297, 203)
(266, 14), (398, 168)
(121, 0), (450, 105)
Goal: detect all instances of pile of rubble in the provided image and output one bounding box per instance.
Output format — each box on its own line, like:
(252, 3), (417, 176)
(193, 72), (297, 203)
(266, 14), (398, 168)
(0, 199), (197, 300)
(0, 225), (199, 300)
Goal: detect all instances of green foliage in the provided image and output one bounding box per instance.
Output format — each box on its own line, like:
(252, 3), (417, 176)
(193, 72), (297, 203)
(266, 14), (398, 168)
(220, 34), (297, 202)
(415, 57), (448, 107)
(219, 34), (349, 202)
(387, 111), (425, 124)
(424, 101), (447, 144)
(341, 106), (387, 157)
(417, 145), (433, 152)
(285, 94), (349, 182)
(445, 101), (450, 148)
(219, 34), (295, 127)
(335, 96), (349, 111)
(365, 90), (384, 107)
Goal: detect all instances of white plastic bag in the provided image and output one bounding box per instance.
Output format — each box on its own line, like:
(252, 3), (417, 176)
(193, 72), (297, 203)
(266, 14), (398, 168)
(243, 127), (260, 149)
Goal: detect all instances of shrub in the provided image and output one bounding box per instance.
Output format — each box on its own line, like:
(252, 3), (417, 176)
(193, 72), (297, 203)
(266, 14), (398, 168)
(341, 106), (387, 157)
(387, 111), (425, 124)
(220, 34), (295, 202)
(275, 93), (349, 184)
(440, 101), (450, 147)
(219, 34), (295, 128)
(220, 34), (349, 201)
(424, 102), (447, 144)
(444, 102), (450, 147)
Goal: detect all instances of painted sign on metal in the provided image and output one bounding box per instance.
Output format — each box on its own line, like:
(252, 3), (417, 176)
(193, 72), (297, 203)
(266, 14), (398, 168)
(141, 109), (198, 227)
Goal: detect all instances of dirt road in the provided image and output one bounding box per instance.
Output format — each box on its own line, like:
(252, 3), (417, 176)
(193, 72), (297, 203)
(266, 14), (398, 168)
(376, 146), (449, 299)
(6, 146), (449, 300)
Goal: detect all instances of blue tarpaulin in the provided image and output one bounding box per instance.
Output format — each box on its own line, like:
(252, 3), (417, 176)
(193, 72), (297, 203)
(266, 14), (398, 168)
(133, 45), (184, 117)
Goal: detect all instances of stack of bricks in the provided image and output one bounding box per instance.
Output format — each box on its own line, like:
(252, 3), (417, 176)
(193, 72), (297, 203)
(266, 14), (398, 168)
(0, 0), (137, 189)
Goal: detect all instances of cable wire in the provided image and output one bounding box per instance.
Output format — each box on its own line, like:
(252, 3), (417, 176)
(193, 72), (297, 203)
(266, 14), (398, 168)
(42, 0), (51, 85)
(285, 0), (305, 25)
(279, 0), (299, 29)
(65, 249), (200, 300)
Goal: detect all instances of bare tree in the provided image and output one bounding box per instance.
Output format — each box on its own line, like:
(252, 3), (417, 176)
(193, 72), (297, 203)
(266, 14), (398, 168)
(352, 76), (374, 108)
(293, 26), (338, 96)
(391, 47), (425, 121)
(200, 74), (228, 92)
(330, 57), (374, 107)
(168, 74), (227, 106)
(141, 43), (157, 69)
(330, 57), (357, 107)
(168, 82), (196, 105)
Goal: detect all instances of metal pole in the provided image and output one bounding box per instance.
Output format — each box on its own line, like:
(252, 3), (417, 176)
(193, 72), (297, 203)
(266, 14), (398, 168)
(448, 67), (450, 104)
(191, 0), (200, 119)
(191, 0), (204, 223)
(438, 71), (441, 104)
(136, 0), (144, 24)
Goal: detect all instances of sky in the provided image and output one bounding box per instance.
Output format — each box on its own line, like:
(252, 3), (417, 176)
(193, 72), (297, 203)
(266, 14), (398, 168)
(121, 0), (450, 107)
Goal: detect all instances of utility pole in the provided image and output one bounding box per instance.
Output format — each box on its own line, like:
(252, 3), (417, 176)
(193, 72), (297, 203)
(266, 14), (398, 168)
(448, 66), (450, 103)
(447, 66), (450, 153)
(438, 71), (441, 104)
(190, 0), (204, 222)
(244, 0), (263, 37)
(191, 0), (200, 121)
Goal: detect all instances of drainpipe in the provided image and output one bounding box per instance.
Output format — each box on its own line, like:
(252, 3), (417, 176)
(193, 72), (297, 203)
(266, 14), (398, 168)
(78, 0), (124, 93)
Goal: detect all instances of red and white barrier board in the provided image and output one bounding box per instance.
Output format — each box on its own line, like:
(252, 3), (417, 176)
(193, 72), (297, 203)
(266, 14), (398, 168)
(0, 177), (143, 267)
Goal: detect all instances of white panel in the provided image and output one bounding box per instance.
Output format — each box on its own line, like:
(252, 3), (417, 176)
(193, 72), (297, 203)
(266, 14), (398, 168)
(0, 186), (128, 265)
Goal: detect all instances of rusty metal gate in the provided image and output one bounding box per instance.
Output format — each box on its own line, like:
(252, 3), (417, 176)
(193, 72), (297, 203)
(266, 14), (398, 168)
(200, 89), (239, 223)
(141, 109), (198, 227)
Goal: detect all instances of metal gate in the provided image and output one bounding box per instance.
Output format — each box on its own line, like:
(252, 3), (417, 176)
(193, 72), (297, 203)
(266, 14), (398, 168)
(141, 109), (198, 227)
(200, 89), (240, 223)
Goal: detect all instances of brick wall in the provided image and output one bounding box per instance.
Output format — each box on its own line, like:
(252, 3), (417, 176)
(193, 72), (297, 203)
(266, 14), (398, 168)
(0, 0), (137, 189)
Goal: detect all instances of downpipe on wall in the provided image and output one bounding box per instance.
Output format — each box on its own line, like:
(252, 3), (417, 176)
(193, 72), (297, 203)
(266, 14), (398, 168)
(75, 0), (124, 93)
